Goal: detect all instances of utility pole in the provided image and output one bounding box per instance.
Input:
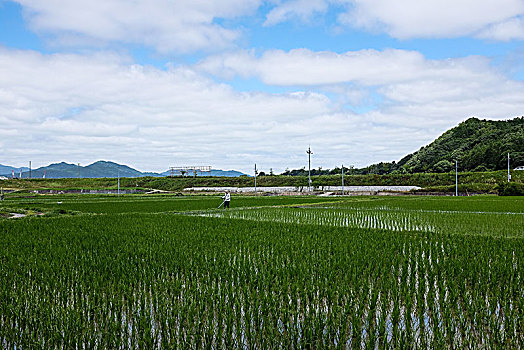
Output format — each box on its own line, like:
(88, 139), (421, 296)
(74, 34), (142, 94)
(117, 168), (120, 197)
(341, 164), (344, 195)
(508, 153), (511, 182)
(307, 146), (313, 192)
(254, 164), (258, 196)
(455, 159), (458, 197)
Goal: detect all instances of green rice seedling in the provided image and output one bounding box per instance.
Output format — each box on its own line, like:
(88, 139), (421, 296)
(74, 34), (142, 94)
(206, 204), (524, 237)
(1, 196), (523, 348)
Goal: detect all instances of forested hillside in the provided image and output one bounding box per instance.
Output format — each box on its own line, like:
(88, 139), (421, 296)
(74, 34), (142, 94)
(396, 117), (523, 173)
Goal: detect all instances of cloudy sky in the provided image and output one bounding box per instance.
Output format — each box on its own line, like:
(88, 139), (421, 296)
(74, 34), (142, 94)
(1, 0), (523, 174)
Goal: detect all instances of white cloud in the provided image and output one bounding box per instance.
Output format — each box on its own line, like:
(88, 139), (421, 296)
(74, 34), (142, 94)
(477, 16), (524, 40)
(264, 0), (328, 25)
(262, 0), (524, 40)
(2, 47), (523, 173)
(12, 0), (524, 59)
(198, 47), (524, 162)
(198, 48), (493, 87)
(0, 49), (337, 172)
(339, 0), (524, 39)
(14, 0), (261, 53)
(3, 1), (523, 174)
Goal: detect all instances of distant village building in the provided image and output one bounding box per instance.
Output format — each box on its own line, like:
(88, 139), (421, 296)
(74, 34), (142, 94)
(515, 166), (524, 171)
(0, 176), (9, 180)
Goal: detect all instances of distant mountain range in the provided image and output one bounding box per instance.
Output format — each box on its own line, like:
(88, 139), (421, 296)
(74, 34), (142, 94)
(0, 165), (29, 176)
(0, 161), (246, 179)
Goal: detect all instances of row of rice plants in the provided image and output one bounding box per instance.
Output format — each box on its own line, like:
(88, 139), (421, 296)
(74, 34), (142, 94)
(1, 213), (522, 348)
(329, 195), (524, 214)
(206, 206), (524, 237)
(2, 195), (348, 215)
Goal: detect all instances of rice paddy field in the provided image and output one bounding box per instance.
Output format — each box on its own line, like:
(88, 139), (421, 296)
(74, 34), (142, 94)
(1, 194), (523, 348)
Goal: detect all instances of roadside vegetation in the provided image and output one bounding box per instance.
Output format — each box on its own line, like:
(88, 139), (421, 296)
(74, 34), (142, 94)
(1, 169), (522, 195)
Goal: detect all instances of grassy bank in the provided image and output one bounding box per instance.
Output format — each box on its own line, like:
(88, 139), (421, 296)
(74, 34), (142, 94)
(1, 170), (522, 194)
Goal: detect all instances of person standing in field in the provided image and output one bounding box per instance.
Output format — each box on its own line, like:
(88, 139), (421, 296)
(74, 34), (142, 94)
(222, 190), (231, 209)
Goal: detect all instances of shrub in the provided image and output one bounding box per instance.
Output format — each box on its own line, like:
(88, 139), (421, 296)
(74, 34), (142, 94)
(497, 182), (524, 196)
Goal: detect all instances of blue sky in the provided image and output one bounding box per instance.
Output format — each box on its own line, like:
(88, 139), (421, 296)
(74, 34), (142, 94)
(1, 0), (523, 173)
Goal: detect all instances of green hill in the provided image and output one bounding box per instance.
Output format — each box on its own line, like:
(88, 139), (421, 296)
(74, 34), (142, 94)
(367, 117), (524, 174)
